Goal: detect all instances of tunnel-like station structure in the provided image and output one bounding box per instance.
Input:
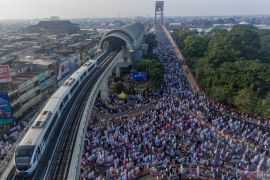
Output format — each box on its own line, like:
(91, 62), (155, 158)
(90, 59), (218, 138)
(99, 22), (145, 63)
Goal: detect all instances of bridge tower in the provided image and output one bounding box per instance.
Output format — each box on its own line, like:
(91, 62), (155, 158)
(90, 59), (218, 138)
(155, 1), (164, 25)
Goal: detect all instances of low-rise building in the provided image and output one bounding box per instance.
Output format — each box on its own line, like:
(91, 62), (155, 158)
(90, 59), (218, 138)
(1, 59), (56, 119)
(26, 20), (80, 34)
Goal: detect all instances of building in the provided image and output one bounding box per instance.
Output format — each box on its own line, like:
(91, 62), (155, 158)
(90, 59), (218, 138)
(26, 20), (80, 34)
(1, 59), (57, 119)
(0, 24), (3, 37)
(141, 44), (149, 55)
(168, 22), (183, 30)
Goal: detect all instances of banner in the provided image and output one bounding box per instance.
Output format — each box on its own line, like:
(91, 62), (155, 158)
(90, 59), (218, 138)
(0, 65), (12, 83)
(130, 71), (147, 81)
(0, 91), (13, 124)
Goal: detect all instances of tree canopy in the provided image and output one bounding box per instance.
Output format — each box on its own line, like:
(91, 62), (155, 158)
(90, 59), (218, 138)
(145, 33), (157, 54)
(184, 35), (209, 58)
(174, 25), (270, 118)
(135, 58), (165, 89)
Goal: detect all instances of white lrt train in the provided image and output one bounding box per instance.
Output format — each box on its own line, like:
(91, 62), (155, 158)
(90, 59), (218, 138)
(14, 52), (105, 176)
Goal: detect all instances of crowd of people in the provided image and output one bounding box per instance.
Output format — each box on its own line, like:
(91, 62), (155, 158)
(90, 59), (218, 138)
(80, 24), (270, 180)
(94, 92), (158, 115)
(0, 121), (28, 159)
(0, 106), (38, 160)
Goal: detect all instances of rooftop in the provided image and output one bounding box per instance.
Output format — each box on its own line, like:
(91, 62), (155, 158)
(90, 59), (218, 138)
(1, 71), (40, 93)
(1, 58), (56, 93)
(27, 20), (80, 32)
(10, 58), (56, 69)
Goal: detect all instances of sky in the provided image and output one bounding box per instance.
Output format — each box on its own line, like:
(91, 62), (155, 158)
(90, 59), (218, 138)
(0, 0), (270, 20)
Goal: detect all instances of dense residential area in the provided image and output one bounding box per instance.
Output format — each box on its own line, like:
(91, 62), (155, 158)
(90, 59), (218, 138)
(0, 19), (108, 120)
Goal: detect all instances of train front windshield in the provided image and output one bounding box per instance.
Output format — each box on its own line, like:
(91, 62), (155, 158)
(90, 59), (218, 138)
(15, 145), (35, 171)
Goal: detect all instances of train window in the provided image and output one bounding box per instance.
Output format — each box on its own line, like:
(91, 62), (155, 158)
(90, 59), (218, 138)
(88, 67), (93, 73)
(15, 145), (35, 167)
(70, 81), (79, 94)
(37, 146), (41, 155)
(33, 155), (36, 164)
(70, 86), (75, 94)
(15, 145), (35, 157)
(43, 113), (58, 142)
(90, 70), (94, 76)
(60, 102), (64, 111)
(63, 95), (69, 103)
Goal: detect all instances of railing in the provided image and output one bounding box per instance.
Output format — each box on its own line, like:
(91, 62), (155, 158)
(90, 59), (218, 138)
(67, 50), (123, 180)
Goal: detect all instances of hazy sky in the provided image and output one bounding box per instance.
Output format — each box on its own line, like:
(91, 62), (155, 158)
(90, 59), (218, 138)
(0, 0), (270, 19)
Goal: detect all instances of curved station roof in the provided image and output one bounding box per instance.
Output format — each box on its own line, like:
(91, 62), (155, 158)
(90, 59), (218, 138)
(99, 22), (144, 50)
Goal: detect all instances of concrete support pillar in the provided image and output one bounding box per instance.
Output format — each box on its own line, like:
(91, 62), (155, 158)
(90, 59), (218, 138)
(110, 70), (113, 77)
(100, 77), (109, 101)
(115, 66), (120, 78)
(122, 47), (131, 63)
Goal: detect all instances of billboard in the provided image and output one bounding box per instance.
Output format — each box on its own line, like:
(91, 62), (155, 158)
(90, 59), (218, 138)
(130, 71), (147, 81)
(0, 65), (12, 83)
(0, 91), (13, 124)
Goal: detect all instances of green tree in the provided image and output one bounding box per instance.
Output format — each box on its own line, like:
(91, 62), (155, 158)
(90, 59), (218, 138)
(114, 81), (124, 94)
(175, 29), (198, 49)
(207, 30), (235, 66)
(207, 85), (234, 104)
(126, 82), (135, 94)
(219, 60), (270, 90)
(233, 88), (258, 114)
(207, 25), (261, 66)
(145, 33), (157, 54)
(184, 35), (209, 58)
(135, 58), (165, 89)
(262, 93), (270, 118)
(259, 29), (270, 63)
(229, 25), (261, 60)
(173, 25), (270, 118)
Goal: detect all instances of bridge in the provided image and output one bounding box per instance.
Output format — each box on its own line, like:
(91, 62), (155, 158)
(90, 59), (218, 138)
(0, 22), (145, 180)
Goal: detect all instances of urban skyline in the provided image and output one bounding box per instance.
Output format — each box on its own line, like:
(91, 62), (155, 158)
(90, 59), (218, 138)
(1, 0), (270, 20)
